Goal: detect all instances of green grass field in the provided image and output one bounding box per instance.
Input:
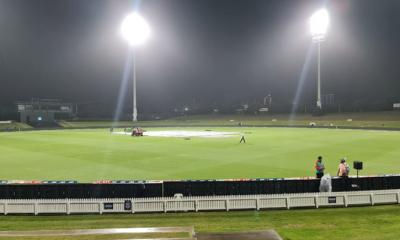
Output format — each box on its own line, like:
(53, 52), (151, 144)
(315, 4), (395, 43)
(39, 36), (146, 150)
(57, 111), (400, 129)
(1, 127), (400, 181)
(1, 205), (400, 240)
(0, 122), (31, 131)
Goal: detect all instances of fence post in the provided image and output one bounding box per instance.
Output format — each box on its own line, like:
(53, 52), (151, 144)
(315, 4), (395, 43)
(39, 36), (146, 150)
(370, 194), (374, 206)
(397, 192), (400, 204)
(66, 200), (70, 215)
(163, 201), (167, 213)
(225, 199), (229, 211)
(256, 198), (260, 210)
(34, 202), (38, 215)
(344, 195), (348, 207)
(314, 196), (319, 209)
(286, 197), (290, 210)
(4, 202), (7, 215)
(99, 202), (103, 214)
(195, 200), (198, 212)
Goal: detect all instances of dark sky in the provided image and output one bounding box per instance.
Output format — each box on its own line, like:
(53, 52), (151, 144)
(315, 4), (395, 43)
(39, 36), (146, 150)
(1, 0), (400, 113)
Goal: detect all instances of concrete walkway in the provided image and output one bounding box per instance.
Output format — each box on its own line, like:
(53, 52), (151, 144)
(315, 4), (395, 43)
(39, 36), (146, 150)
(197, 230), (282, 240)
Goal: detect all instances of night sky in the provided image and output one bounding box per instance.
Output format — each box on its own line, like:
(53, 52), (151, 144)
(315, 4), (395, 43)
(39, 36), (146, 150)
(0, 0), (400, 114)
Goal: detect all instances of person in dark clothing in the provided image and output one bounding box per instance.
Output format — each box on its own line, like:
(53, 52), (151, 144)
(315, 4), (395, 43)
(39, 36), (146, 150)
(239, 134), (246, 143)
(315, 156), (325, 178)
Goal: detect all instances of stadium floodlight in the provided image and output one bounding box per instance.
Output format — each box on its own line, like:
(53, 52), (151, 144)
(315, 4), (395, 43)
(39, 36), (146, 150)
(310, 9), (329, 42)
(121, 12), (150, 46)
(120, 12), (150, 122)
(309, 8), (329, 110)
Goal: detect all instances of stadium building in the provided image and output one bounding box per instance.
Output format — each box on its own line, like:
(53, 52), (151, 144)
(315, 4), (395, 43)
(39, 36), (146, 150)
(16, 98), (74, 127)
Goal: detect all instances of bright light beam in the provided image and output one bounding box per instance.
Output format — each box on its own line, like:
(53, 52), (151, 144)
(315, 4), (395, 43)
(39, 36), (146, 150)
(289, 44), (315, 122)
(112, 53), (132, 127)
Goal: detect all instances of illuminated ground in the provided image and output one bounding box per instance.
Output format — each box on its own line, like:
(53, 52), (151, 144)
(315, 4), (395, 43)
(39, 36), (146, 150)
(1, 127), (400, 181)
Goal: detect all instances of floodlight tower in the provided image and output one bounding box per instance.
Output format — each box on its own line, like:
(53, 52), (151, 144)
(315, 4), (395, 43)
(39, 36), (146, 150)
(121, 12), (150, 121)
(309, 9), (329, 110)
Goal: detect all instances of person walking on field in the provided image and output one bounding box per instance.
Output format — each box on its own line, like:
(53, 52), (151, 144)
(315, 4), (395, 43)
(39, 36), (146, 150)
(239, 134), (246, 143)
(337, 158), (349, 177)
(315, 156), (325, 178)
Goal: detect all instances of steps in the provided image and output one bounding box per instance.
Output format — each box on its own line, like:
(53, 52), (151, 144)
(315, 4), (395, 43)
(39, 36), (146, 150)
(28, 121), (61, 129)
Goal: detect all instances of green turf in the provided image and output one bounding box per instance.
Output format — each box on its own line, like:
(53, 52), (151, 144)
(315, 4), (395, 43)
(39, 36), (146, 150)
(1, 127), (400, 181)
(1, 205), (400, 240)
(59, 111), (400, 129)
(0, 122), (31, 131)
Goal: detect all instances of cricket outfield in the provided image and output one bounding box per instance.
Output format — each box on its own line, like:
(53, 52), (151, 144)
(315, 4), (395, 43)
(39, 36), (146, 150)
(1, 127), (399, 181)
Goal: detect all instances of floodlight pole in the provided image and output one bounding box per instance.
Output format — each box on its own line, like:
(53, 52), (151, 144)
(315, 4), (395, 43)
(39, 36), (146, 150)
(132, 50), (137, 122)
(120, 12), (150, 122)
(317, 41), (322, 109)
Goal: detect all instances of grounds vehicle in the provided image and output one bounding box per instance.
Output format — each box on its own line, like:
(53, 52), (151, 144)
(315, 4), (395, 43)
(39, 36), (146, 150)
(131, 127), (144, 136)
